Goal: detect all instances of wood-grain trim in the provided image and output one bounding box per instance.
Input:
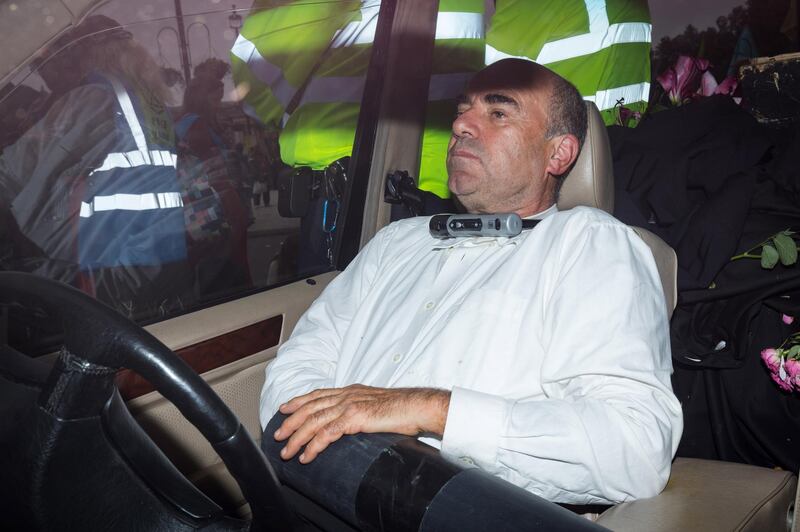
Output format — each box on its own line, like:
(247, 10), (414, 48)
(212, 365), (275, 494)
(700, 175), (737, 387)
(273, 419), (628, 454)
(116, 315), (282, 400)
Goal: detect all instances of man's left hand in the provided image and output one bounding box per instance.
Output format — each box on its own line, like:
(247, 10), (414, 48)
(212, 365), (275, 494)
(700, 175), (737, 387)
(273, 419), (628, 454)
(273, 384), (450, 464)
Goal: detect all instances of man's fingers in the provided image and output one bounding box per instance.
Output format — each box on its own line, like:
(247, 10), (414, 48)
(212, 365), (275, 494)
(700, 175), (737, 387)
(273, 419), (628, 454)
(275, 393), (346, 441)
(279, 407), (340, 460)
(298, 419), (351, 464)
(279, 387), (343, 415)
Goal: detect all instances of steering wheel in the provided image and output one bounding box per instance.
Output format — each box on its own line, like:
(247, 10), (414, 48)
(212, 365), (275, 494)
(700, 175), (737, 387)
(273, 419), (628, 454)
(0, 272), (295, 530)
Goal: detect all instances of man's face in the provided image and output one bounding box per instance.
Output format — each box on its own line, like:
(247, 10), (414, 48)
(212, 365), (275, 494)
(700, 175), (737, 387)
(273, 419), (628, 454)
(446, 69), (554, 216)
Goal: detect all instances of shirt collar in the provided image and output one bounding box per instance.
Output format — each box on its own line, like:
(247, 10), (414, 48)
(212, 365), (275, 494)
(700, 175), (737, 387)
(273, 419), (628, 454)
(431, 204), (559, 250)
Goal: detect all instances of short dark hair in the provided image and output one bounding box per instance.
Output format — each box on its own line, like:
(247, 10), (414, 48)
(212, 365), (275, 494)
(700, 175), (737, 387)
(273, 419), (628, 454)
(543, 76), (587, 200)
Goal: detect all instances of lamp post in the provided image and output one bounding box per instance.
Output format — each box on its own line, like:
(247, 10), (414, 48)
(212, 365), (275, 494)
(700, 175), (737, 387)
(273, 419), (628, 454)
(173, 0), (192, 83)
(229, 5), (243, 38)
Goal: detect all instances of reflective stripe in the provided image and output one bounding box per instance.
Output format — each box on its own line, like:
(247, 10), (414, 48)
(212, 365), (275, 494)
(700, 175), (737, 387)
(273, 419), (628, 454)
(231, 33), (296, 109)
(584, 81), (650, 110)
(537, 22), (651, 64)
(96, 76), (179, 177)
(332, 2), (483, 47)
(485, 21), (650, 66)
(537, 0), (650, 63)
(485, 0), (651, 66)
(90, 150), (177, 175)
(436, 11), (483, 40)
(586, 0), (609, 33)
(331, 0), (381, 48)
(80, 192), (184, 218)
(106, 76), (150, 163)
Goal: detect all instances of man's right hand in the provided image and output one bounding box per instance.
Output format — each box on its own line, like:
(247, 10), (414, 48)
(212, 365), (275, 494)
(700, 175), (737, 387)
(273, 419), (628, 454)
(273, 384), (450, 464)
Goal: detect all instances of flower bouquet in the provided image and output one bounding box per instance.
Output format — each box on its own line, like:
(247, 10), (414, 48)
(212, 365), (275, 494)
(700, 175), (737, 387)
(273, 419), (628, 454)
(761, 318), (800, 393)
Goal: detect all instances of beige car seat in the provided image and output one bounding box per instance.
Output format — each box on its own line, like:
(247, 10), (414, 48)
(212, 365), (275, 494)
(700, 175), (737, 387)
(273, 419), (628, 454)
(558, 102), (797, 531)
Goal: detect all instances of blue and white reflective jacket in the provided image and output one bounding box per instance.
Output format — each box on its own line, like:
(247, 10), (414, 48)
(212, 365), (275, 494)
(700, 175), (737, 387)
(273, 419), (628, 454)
(77, 72), (187, 269)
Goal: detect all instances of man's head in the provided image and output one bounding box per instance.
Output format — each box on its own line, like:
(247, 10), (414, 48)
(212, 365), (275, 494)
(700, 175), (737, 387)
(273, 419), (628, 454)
(33, 15), (131, 95)
(446, 59), (587, 216)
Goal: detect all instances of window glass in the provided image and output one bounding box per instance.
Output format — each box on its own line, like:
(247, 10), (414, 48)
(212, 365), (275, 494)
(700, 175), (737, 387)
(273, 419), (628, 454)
(650, 0), (793, 83)
(0, 0), (380, 354)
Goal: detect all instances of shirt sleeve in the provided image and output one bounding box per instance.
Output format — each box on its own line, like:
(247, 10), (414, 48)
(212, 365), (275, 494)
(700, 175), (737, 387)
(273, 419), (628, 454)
(259, 223), (399, 429)
(441, 217), (683, 504)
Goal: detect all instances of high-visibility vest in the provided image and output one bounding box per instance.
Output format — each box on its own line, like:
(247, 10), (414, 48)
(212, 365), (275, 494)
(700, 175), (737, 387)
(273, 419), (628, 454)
(230, 0), (484, 199)
(487, 0), (652, 124)
(231, 0), (370, 169)
(77, 72), (186, 269)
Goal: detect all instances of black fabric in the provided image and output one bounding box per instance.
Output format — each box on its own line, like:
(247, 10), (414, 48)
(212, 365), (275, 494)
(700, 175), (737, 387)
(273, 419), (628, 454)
(609, 99), (800, 472)
(355, 439), (461, 532)
(262, 413), (604, 532)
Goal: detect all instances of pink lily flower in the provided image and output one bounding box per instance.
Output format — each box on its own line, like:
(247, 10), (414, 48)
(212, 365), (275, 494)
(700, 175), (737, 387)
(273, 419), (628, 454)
(782, 314), (795, 325)
(657, 56), (710, 105)
(699, 71), (718, 97)
(698, 72), (739, 98)
(761, 347), (782, 373)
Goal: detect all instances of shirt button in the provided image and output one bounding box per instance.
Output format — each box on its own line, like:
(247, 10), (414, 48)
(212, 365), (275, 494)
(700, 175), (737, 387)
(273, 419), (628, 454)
(459, 456), (475, 466)
(424, 301), (435, 310)
(392, 353), (402, 363)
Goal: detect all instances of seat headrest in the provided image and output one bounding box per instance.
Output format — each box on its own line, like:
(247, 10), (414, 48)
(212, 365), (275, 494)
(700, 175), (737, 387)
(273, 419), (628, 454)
(556, 101), (614, 214)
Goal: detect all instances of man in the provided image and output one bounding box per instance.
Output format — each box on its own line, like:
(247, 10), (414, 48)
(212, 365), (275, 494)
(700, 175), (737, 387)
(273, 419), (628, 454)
(261, 59), (682, 505)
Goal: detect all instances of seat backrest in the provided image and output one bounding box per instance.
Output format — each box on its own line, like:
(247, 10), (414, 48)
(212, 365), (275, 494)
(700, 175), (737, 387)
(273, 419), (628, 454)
(557, 102), (677, 317)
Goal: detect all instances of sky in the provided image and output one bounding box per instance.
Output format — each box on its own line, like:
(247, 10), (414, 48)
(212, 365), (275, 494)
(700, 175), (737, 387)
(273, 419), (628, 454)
(649, 0), (747, 42)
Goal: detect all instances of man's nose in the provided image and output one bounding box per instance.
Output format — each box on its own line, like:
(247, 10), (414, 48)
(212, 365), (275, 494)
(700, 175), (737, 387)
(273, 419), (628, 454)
(452, 108), (477, 139)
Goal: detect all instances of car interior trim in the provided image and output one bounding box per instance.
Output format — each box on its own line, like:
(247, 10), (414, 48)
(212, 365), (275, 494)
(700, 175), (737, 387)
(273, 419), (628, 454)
(116, 314), (283, 400)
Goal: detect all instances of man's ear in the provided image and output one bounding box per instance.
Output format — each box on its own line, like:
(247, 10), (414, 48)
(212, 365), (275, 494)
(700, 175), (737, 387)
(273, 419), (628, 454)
(545, 134), (580, 177)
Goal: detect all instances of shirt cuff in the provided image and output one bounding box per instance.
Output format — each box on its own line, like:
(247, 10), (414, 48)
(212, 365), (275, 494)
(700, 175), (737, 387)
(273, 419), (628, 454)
(441, 386), (508, 469)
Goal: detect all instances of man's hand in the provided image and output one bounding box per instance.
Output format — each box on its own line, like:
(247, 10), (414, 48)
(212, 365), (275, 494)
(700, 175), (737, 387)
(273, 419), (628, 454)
(273, 384), (450, 464)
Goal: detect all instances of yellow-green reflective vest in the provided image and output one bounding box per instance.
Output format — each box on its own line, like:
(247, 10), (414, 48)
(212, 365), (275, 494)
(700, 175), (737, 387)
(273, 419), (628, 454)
(231, 0), (484, 200)
(487, 0), (652, 123)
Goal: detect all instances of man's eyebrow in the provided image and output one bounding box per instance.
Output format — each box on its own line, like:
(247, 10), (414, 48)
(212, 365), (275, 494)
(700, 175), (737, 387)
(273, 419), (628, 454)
(483, 93), (519, 108)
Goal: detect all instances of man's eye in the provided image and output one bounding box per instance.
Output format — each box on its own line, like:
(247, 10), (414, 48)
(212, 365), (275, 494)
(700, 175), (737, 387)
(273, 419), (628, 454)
(492, 110), (506, 119)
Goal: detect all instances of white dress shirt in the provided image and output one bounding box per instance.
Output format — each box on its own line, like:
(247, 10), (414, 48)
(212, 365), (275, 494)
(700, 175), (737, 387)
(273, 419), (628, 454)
(261, 206), (683, 505)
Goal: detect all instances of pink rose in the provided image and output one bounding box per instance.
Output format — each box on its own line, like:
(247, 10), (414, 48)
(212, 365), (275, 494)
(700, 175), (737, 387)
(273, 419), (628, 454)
(772, 368), (794, 392)
(761, 348), (782, 372)
(782, 314), (795, 325)
(785, 358), (800, 391)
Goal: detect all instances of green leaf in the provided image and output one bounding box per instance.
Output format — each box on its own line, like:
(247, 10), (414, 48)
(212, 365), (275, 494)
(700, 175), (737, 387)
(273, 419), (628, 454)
(761, 244), (779, 269)
(773, 233), (798, 266)
(789, 345), (800, 358)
